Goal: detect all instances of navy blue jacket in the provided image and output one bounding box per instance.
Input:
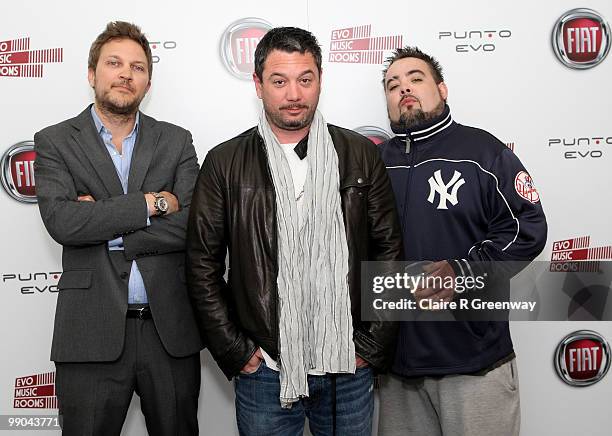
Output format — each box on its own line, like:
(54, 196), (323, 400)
(379, 105), (547, 376)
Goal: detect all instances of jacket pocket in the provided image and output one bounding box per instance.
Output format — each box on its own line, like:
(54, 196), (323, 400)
(57, 270), (93, 290)
(340, 173), (372, 195)
(340, 173), (372, 217)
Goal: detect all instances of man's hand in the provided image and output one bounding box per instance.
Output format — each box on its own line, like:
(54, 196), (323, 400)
(356, 354), (369, 368)
(413, 260), (456, 309)
(77, 194), (95, 202)
(240, 348), (263, 374)
(144, 191), (179, 216)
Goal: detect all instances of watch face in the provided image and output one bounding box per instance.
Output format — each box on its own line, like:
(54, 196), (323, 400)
(158, 197), (169, 212)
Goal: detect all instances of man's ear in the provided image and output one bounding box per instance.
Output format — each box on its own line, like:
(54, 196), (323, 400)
(253, 72), (263, 99)
(438, 82), (448, 101)
(87, 68), (95, 88)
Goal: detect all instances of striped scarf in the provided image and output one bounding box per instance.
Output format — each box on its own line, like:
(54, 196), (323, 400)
(258, 109), (355, 408)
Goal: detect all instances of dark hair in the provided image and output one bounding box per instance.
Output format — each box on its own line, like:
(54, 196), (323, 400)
(254, 27), (322, 80)
(88, 21), (153, 79)
(382, 46), (444, 85)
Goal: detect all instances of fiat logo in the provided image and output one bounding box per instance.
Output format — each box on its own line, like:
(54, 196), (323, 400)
(555, 330), (610, 386)
(552, 8), (610, 69)
(1, 141), (36, 203)
(219, 18), (272, 80)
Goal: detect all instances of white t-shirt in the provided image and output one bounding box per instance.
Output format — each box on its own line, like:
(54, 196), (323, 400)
(279, 142), (307, 224)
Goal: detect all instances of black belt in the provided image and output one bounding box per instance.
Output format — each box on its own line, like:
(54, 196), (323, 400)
(126, 306), (152, 319)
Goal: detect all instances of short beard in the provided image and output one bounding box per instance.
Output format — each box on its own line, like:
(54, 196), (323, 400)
(390, 99), (445, 131)
(99, 98), (140, 116)
(96, 93), (141, 116)
(94, 84), (143, 117)
(265, 103), (316, 132)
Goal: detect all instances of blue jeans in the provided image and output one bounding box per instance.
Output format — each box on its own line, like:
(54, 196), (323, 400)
(234, 361), (374, 436)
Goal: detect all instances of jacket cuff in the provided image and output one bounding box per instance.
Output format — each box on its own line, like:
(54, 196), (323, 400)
(448, 258), (475, 278)
(215, 334), (257, 380)
(353, 328), (394, 372)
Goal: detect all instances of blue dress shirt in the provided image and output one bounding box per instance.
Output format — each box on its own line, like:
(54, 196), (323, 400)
(91, 106), (149, 304)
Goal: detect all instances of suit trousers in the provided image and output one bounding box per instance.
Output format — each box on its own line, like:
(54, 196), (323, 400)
(55, 316), (201, 436)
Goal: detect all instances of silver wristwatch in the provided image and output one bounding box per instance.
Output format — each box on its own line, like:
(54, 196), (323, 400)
(150, 192), (169, 216)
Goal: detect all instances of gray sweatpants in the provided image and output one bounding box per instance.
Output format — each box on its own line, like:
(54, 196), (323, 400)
(378, 359), (520, 436)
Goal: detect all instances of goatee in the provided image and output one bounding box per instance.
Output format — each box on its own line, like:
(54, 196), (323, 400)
(390, 100), (445, 131)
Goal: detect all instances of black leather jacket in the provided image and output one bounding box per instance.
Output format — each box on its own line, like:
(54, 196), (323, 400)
(187, 124), (403, 379)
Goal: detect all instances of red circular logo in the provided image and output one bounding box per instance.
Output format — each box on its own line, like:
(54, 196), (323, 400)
(555, 330), (610, 386)
(1, 141), (37, 203)
(514, 171), (539, 204)
(220, 18), (272, 80)
(552, 8), (610, 69)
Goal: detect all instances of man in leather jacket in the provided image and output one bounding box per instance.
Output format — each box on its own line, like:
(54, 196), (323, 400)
(187, 27), (402, 435)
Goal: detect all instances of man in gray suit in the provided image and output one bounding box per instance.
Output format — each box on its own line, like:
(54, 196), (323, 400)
(34, 21), (201, 436)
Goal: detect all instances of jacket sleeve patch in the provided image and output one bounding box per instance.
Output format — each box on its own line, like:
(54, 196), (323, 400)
(514, 171), (540, 203)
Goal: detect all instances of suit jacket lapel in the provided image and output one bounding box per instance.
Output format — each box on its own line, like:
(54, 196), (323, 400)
(128, 112), (160, 193)
(71, 106), (124, 196)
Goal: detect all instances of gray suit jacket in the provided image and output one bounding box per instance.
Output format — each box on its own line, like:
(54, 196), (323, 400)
(35, 105), (203, 362)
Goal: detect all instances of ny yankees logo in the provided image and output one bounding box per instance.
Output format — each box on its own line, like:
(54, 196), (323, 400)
(427, 169), (465, 209)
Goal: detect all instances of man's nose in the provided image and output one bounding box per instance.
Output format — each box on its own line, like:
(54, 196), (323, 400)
(286, 81), (301, 101)
(119, 66), (133, 80)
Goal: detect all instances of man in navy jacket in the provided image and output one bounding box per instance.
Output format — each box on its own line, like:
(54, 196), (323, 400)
(377, 46), (547, 436)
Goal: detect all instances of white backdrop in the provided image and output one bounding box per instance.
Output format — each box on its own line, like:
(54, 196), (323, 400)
(1, 0), (611, 435)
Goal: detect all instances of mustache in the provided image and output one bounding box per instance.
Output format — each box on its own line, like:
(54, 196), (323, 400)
(112, 80), (135, 92)
(280, 104), (309, 110)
